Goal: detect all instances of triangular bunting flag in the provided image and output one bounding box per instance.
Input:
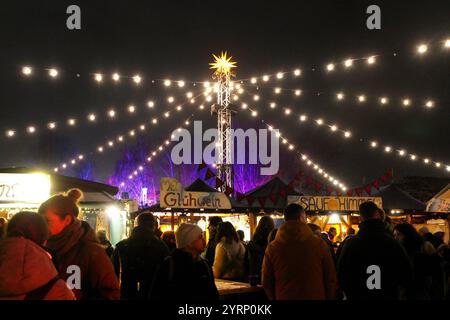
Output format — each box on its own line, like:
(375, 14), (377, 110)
(215, 177), (224, 189)
(372, 179), (380, 190)
(225, 186), (233, 196)
(236, 192), (245, 202)
(205, 169), (215, 180)
(364, 184), (372, 195)
(258, 196), (267, 208)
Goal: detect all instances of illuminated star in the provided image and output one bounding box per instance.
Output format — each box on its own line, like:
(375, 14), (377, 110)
(209, 52), (237, 75)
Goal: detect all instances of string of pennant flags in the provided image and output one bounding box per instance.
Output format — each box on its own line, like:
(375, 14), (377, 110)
(197, 161), (394, 208)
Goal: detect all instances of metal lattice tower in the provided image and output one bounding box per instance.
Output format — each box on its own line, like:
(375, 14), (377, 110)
(210, 52), (237, 192)
(216, 72), (233, 191)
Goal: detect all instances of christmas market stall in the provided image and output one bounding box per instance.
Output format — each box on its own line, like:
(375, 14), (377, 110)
(425, 183), (450, 242)
(0, 167), (127, 245)
(132, 178), (250, 240)
(288, 194), (383, 242)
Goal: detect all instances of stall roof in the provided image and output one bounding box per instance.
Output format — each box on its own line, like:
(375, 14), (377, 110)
(426, 182), (450, 213)
(372, 183), (426, 211)
(0, 167), (119, 201)
(185, 178), (218, 193)
(234, 176), (301, 212)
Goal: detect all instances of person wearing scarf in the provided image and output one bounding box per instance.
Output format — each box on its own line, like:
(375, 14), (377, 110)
(39, 189), (120, 300)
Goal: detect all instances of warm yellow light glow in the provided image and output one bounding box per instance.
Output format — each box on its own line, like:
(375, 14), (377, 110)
(358, 95), (366, 102)
(147, 101), (155, 108)
(326, 63), (335, 71)
(417, 44), (428, 54)
(410, 154), (417, 161)
(27, 126), (36, 134)
(94, 73), (103, 82)
(262, 75), (269, 82)
(284, 108), (291, 115)
(128, 105), (136, 113)
(316, 119), (324, 126)
(6, 130), (15, 137)
(344, 59), (353, 67)
(164, 79), (171, 86)
(337, 92), (344, 100)
(294, 89), (302, 96)
(22, 66), (32, 75)
(168, 96), (175, 103)
(300, 115), (307, 122)
(425, 100), (434, 108)
(133, 75), (142, 84)
(108, 109), (116, 118)
(251, 77), (257, 84)
(424, 158), (430, 164)
(399, 150), (406, 156)
(380, 97), (388, 105)
(294, 69), (302, 76)
(367, 56), (376, 64)
(49, 69), (58, 77)
(403, 98), (411, 106)
(344, 131), (351, 138)
(330, 125), (338, 132)
(251, 110), (258, 117)
(210, 52), (237, 75)
(178, 80), (185, 87)
(385, 146), (392, 153)
(68, 119), (76, 126)
(270, 102), (276, 108)
(48, 122), (56, 129)
(112, 73), (120, 81)
(371, 141), (378, 148)
(276, 72), (284, 79)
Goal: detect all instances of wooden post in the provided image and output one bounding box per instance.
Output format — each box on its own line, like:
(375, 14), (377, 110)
(171, 211), (175, 231)
(248, 212), (257, 238)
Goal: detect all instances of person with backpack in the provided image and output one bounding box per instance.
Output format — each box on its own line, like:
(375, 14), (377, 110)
(149, 223), (219, 300)
(0, 211), (75, 300)
(112, 212), (169, 299)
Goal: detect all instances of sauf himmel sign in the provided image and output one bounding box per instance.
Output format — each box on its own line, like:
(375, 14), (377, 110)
(160, 178), (232, 210)
(288, 195), (383, 212)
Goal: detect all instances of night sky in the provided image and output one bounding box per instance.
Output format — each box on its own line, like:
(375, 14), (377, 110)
(0, 0), (449, 189)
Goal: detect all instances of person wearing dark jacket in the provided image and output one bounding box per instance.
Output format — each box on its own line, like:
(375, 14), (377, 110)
(203, 216), (222, 267)
(112, 212), (169, 300)
(247, 216), (274, 284)
(39, 189), (120, 300)
(393, 223), (445, 300)
(337, 201), (413, 300)
(149, 223), (219, 301)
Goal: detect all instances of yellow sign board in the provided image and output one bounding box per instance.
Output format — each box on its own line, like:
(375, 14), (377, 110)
(0, 173), (51, 203)
(288, 195), (383, 212)
(160, 178), (231, 210)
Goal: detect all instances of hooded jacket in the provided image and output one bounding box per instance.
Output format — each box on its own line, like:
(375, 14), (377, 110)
(262, 220), (337, 300)
(337, 219), (413, 300)
(46, 219), (120, 300)
(0, 237), (75, 300)
(213, 239), (246, 281)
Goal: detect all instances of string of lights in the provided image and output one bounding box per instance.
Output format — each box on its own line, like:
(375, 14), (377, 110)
(234, 98), (349, 191)
(239, 92), (450, 174)
(3, 87), (209, 140)
(53, 91), (206, 172)
(117, 114), (196, 188)
(239, 83), (437, 110)
(235, 38), (450, 83)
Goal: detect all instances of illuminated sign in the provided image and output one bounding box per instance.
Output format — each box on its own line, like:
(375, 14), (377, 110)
(160, 178), (231, 209)
(0, 173), (51, 203)
(288, 195), (383, 212)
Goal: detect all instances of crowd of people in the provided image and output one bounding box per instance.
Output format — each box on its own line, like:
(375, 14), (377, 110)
(0, 188), (449, 300)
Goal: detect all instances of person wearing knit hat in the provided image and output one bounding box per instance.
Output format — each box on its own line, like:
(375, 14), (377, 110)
(176, 223), (203, 249)
(149, 223), (219, 301)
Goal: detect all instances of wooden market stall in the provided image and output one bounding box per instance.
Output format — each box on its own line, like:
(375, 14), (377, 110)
(0, 167), (127, 245)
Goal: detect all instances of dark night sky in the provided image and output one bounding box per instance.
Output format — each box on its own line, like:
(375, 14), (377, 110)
(0, 0), (449, 188)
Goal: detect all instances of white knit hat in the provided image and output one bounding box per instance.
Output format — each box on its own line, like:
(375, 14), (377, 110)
(175, 223), (203, 249)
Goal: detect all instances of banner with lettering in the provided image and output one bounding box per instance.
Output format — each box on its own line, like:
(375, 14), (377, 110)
(160, 178), (232, 209)
(0, 173), (51, 203)
(288, 195), (383, 212)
